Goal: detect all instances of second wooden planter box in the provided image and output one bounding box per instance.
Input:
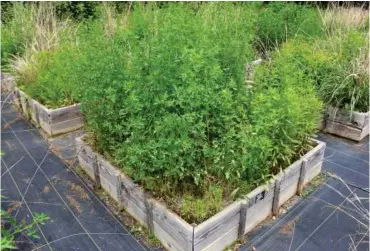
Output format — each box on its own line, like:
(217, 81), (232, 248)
(13, 88), (84, 136)
(323, 106), (369, 141)
(76, 135), (325, 251)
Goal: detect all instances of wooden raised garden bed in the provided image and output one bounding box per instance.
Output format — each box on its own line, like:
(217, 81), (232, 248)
(76, 135), (326, 251)
(13, 87), (84, 136)
(323, 106), (369, 142)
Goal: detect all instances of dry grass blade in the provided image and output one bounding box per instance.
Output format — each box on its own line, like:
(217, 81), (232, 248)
(318, 3), (368, 34)
(323, 173), (369, 250)
(7, 2), (72, 85)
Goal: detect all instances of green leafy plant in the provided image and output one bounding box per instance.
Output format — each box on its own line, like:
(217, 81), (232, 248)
(255, 2), (323, 52)
(1, 3), (35, 66)
(271, 28), (369, 112)
(181, 185), (223, 223)
(4, 2), (325, 223)
(76, 3), (321, 222)
(1, 208), (50, 250)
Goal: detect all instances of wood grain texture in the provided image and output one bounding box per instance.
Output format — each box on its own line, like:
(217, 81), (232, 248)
(96, 155), (120, 186)
(238, 201), (247, 239)
(303, 162), (322, 187)
(13, 88), (21, 108)
(13, 88), (83, 136)
(120, 173), (147, 213)
(194, 200), (241, 251)
(325, 120), (368, 141)
(49, 104), (82, 123)
(37, 103), (50, 122)
(76, 136), (97, 181)
(200, 225), (239, 251)
(243, 178), (277, 235)
(49, 104), (81, 118)
(303, 140), (325, 187)
(78, 155), (95, 180)
(278, 160), (302, 207)
(272, 177), (281, 216)
(49, 117), (84, 136)
(152, 201), (193, 251)
(326, 106), (369, 128)
(19, 90), (30, 119)
(120, 186), (149, 227)
(297, 159), (307, 196)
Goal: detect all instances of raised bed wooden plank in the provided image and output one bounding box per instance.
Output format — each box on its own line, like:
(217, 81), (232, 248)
(28, 99), (40, 124)
(201, 225), (238, 251)
(13, 87), (84, 137)
(326, 106), (368, 128)
(76, 137), (97, 181)
(194, 200), (241, 251)
(49, 104), (82, 123)
(100, 175), (119, 201)
(49, 104), (81, 117)
(278, 160), (302, 207)
(120, 188), (149, 227)
(78, 155), (95, 180)
(303, 141), (325, 187)
(37, 103), (50, 122)
(297, 159), (307, 196)
(19, 91), (30, 119)
(13, 88), (21, 108)
(96, 155), (121, 201)
(152, 201), (193, 251)
(360, 123), (370, 140)
(325, 120), (366, 141)
(50, 117), (84, 135)
(305, 141), (325, 170)
(120, 173), (147, 215)
(96, 155), (120, 186)
(303, 162), (322, 187)
(243, 178), (277, 234)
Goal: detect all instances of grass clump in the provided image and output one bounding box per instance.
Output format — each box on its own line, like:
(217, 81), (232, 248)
(270, 27), (369, 112)
(1, 3), (36, 66)
(255, 2), (323, 52)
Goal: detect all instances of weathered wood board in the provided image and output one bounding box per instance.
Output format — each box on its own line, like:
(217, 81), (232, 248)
(324, 106), (369, 141)
(278, 160), (302, 207)
(194, 201), (241, 251)
(244, 179), (276, 235)
(12, 87), (84, 136)
(326, 106), (368, 128)
(303, 140), (325, 187)
(152, 201), (193, 251)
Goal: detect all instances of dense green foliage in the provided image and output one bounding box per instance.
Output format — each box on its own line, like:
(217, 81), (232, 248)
(1, 3), (35, 66)
(70, 3), (321, 222)
(256, 2), (323, 51)
(271, 28), (369, 112)
(80, 3), (259, 193)
(4, 2), (355, 222)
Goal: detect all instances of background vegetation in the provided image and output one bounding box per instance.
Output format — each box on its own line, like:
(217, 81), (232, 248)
(1, 2), (367, 223)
